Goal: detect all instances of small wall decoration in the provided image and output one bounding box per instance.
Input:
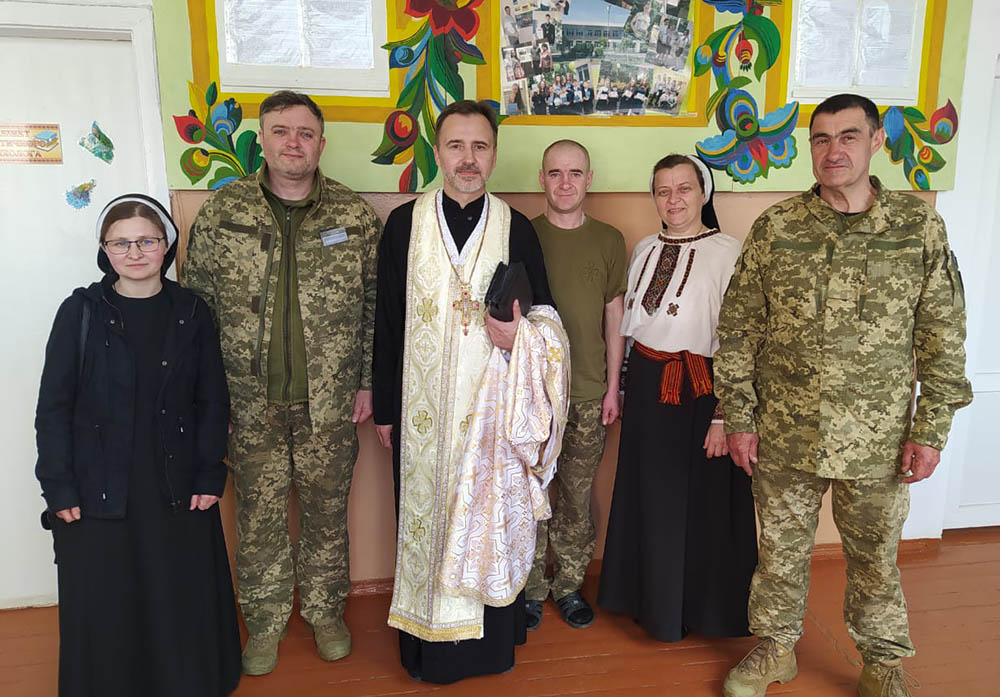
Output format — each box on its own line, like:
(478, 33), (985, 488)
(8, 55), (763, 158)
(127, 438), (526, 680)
(882, 100), (958, 191)
(66, 179), (97, 209)
(0, 122), (63, 165)
(173, 82), (263, 189)
(79, 122), (115, 164)
(370, 0), (488, 192)
(693, 0), (798, 184)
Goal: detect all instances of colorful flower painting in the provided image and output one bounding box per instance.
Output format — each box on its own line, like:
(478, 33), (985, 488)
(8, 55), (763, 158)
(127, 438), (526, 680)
(371, 0), (488, 192)
(882, 100), (958, 191)
(694, 0), (798, 184)
(697, 90), (798, 182)
(173, 82), (262, 189)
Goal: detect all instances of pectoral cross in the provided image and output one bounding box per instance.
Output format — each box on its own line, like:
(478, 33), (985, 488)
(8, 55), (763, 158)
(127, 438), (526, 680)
(452, 284), (480, 336)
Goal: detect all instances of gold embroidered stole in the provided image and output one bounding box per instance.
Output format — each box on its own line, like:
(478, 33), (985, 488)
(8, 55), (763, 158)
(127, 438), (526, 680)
(389, 190), (510, 641)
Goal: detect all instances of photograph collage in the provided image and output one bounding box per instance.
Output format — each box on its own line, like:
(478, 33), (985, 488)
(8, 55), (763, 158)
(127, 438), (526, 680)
(500, 0), (694, 117)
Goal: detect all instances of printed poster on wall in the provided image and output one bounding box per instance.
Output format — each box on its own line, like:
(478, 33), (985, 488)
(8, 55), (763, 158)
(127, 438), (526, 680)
(0, 123), (63, 164)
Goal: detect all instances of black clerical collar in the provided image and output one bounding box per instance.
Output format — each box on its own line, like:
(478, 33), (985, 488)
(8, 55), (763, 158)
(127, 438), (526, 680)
(442, 191), (486, 224)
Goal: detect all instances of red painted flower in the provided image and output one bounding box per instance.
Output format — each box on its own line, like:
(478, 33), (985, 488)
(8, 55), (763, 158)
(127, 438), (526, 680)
(174, 114), (205, 144)
(929, 99), (958, 144)
(406, 0), (484, 40)
(385, 110), (419, 148)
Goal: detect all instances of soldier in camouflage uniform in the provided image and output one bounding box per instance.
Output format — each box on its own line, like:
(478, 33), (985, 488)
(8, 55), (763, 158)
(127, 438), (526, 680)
(715, 94), (973, 697)
(182, 91), (380, 676)
(526, 140), (627, 629)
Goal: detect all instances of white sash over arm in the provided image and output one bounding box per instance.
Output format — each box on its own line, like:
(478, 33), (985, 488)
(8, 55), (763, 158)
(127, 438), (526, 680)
(439, 305), (570, 606)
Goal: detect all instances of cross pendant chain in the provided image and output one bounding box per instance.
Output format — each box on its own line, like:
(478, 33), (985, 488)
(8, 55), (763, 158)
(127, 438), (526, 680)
(452, 283), (480, 336)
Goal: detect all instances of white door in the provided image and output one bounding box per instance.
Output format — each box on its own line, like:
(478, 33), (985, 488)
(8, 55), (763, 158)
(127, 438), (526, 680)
(944, 56), (1000, 529)
(0, 4), (166, 608)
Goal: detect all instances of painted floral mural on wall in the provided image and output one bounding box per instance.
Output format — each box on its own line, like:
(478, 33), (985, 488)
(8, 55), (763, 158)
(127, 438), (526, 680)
(882, 100), (958, 191)
(173, 82), (263, 189)
(694, 0), (799, 184)
(371, 0), (491, 192)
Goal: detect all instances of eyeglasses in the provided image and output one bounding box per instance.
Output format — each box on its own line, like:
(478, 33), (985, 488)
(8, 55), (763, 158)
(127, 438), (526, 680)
(102, 237), (165, 255)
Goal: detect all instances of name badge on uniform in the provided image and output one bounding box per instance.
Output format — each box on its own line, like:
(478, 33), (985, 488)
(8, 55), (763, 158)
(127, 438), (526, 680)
(320, 227), (349, 246)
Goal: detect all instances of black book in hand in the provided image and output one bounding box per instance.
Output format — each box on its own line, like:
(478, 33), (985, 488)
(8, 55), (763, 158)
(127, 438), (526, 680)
(484, 261), (533, 322)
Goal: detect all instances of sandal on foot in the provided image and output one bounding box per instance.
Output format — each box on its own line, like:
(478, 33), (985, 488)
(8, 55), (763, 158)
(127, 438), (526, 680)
(525, 599), (543, 631)
(556, 591), (594, 629)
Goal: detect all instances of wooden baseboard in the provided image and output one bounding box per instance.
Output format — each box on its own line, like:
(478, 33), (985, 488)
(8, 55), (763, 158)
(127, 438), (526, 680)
(349, 578), (394, 596)
(347, 539), (942, 596)
(811, 537), (941, 561)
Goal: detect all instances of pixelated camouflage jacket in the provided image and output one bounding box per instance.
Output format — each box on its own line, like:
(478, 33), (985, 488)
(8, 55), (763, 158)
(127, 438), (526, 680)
(181, 168), (380, 431)
(715, 177), (972, 479)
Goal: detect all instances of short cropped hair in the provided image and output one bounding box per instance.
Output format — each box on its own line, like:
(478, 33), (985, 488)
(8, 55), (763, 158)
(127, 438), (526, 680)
(434, 100), (499, 146)
(260, 90), (325, 134)
(809, 93), (880, 134)
(542, 139), (591, 171)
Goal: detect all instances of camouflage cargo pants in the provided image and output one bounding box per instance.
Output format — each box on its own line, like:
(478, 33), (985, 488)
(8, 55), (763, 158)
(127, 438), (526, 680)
(230, 403), (358, 637)
(527, 399), (606, 601)
(749, 465), (915, 663)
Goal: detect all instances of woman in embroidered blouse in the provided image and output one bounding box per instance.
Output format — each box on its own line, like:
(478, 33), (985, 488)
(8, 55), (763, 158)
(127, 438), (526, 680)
(597, 154), (758, 643)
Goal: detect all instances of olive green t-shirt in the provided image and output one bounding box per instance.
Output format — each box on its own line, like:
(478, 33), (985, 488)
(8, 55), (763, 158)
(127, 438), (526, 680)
(532, 214), (628, 401)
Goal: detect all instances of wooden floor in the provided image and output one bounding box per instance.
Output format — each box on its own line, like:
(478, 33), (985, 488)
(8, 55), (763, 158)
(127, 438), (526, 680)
(3, 528), (998, 697)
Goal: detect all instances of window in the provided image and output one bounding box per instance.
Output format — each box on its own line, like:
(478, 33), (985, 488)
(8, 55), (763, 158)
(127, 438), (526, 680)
(789, 0), (927, 104)
(216, 0), (388, 97)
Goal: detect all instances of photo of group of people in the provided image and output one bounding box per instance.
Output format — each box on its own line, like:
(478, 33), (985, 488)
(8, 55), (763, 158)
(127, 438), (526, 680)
(500, 0), (694, 117)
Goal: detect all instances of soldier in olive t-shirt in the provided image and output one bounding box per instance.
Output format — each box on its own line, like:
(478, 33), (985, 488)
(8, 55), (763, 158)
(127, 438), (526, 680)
(525, 140), (627, 630)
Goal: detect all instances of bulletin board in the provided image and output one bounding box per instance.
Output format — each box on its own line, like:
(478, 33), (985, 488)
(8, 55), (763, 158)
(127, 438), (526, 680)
(153, 0), (972, 193)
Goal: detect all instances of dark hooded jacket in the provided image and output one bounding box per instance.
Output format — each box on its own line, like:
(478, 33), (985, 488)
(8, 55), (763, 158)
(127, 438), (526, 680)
(34, 204), (230, 518)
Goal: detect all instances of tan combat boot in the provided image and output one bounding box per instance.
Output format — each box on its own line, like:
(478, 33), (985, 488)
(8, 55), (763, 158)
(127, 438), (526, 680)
(313, 616), (352, 661)
(858, 658), (920, 697)
(241, 631), (281, 676)
(722, 638), (798, 697)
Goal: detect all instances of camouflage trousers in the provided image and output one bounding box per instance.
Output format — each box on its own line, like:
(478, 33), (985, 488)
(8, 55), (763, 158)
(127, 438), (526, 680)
(526, 399), (606, 601)
(749, 465), (915, 663)
(230, 402), (358, 637)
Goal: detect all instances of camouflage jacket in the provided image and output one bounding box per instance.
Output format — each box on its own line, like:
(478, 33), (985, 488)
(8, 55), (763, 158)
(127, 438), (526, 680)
(715, 178), (972, 479)
(182, 169), (380, 432)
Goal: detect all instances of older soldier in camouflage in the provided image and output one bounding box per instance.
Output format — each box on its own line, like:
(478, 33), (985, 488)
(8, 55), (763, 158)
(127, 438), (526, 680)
(715, 94), (972, 697)
(182, 91), (380, 676)
(526, 140), (627, 630)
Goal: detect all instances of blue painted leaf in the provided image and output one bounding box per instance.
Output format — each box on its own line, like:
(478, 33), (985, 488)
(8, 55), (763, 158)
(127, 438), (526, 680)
(208, 166), (241, 190)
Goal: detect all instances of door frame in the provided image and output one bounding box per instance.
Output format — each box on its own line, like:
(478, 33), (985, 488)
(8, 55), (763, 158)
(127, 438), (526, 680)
(943, 57), (1000, 529)
(0, 1), (168, 204)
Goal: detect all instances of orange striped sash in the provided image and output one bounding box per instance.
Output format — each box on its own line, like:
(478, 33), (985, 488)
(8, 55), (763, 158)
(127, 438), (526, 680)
(633, 342), (713, 405)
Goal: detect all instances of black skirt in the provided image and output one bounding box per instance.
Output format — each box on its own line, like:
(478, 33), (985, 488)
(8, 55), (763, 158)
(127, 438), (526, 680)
(597, 350), (758, 642)
(398, 595), (527, 684)
(51, 289), (241, 697)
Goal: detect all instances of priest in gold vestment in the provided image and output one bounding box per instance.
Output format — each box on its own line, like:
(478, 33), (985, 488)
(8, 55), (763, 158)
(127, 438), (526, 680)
(372, 101), (569, 683)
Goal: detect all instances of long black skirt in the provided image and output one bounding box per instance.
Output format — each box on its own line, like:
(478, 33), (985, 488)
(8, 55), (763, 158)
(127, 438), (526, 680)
(392, 431), (527, 684)
(597, 350), (758, 642)
(52, 470), (241, 697)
